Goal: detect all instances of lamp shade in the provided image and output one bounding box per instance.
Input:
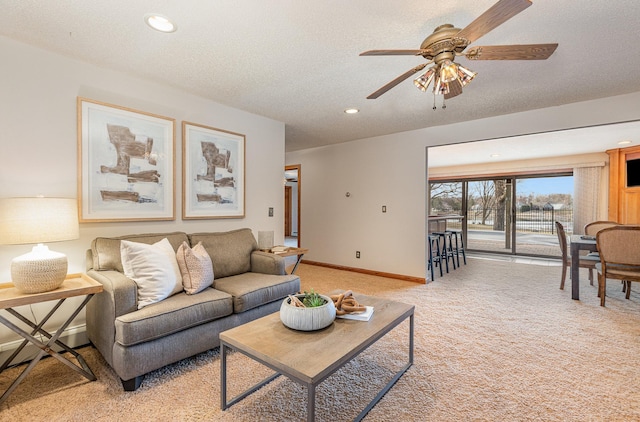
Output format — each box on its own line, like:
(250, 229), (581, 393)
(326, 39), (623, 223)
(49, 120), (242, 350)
(258, 230), (274, 250)
(0, 197), (79, 245)
(0, 197), (79, 294)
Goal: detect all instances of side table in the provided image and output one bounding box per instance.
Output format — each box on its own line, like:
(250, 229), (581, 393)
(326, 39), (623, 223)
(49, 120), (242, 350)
(0, 273), (103, 405)
(266, 246), (309, 274)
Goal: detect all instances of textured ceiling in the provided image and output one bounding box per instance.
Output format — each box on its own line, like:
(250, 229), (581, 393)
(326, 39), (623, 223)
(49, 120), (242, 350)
(2, 1), (640, 153)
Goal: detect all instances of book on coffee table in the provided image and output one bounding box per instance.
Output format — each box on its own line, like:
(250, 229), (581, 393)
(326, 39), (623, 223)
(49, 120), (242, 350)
(336, 306), (374, 321)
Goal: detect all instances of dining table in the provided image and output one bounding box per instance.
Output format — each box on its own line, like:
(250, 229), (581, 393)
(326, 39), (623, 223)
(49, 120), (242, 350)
(570, 234), (598, 300)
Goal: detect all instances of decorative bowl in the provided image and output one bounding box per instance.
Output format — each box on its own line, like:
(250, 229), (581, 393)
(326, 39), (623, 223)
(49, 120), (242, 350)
(280, 294), (336, 331)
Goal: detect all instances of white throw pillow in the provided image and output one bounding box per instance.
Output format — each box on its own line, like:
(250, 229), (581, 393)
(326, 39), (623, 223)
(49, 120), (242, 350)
(176, 241), (214, 294)
(121, 238), (184, 309)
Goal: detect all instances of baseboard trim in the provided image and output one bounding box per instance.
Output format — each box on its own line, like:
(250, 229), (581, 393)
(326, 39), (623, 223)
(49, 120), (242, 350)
(301, 260), (426, 284)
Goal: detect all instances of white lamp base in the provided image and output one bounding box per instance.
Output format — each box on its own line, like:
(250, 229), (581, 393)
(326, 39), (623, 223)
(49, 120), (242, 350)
(10, 244), (68, 294)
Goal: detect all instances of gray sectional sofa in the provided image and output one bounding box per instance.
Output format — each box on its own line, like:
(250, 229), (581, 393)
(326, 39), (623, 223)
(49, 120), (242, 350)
(85, 228), (300, 391)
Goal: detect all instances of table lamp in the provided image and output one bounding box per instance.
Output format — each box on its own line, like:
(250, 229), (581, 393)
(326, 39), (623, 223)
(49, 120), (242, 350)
(257, 230), (274, 250)
(0, 197), (79, 293)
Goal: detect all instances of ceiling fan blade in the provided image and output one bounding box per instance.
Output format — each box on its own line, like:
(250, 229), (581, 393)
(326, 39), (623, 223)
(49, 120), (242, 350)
(455, 0), (532, 44)
(360, 49), (426, 56)
(466, 43), (558, 60)
(366, 63), (429, 99)
(444, 80), (463, 100)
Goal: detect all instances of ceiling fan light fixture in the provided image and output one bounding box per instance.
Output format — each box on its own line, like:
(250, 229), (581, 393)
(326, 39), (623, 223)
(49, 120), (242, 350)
(438, 81), (450, 95)
(433, 76), (450, 95)
(457, 64), (477, 86)
(413, 67), (436, 92)
(439, 60), (459, 83)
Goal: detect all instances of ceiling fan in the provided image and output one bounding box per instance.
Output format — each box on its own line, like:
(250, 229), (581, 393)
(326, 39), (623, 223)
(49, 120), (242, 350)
(360, 0), (558, 104)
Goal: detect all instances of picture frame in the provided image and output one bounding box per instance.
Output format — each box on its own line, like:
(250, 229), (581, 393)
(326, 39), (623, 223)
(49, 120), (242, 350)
(182, 121), (245, 219)
(77, 97), (175, 222)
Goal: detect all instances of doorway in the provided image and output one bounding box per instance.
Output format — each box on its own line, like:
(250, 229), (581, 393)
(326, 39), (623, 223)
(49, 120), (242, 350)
(284, 164), (301, 247)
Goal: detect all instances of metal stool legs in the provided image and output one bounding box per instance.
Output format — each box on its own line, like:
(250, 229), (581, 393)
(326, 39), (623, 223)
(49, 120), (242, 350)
(428, 235), (443, 280)
(449, 230), (466, 266)
(435, 231), (457, 273)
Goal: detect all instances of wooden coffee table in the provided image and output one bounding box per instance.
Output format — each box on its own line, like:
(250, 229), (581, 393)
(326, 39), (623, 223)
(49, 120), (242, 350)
(220, 292), (414, 421)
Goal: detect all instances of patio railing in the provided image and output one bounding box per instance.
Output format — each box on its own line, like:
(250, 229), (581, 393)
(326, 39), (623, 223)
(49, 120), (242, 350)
(438, 207), (573, 235)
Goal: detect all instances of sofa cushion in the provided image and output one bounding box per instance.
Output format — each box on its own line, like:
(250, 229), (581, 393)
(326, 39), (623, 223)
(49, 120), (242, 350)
(213, 272), (300, 313)
(189, 229), (257, 278)
(92, 232), (189, 272)
(121, 238), (184, 309)
(176, 241), (214, 294)
(114, 288), (233, 347)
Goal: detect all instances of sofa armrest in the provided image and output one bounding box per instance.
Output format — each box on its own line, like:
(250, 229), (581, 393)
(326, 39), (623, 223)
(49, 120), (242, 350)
(86, 269), (138, 366)
(250, 251), (286, 275)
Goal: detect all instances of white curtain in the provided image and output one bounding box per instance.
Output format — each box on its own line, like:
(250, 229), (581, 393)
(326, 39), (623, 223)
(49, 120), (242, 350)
(573, 166), (601, 234)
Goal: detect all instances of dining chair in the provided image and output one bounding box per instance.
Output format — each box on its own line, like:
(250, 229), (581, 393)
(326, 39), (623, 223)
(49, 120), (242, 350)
(584, 220), (618, 236)
(595, 225), (640, 306)
(583, 220), (628, 293)
(555, 221), (597, 289)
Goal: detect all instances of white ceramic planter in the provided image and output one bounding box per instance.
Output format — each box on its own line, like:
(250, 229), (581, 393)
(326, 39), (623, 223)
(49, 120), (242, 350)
(280, 294), (336, 331)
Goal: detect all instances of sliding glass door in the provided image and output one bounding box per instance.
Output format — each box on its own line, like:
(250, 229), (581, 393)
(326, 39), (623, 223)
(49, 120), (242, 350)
(466, 179), (513, 253)
(513, 175), (573, 257)
(429, 173), (572, 258)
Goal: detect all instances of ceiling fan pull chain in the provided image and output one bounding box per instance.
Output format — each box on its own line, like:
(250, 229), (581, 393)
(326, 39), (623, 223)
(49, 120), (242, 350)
(442, 98), (447, 109)
(432, 93), (437, 111)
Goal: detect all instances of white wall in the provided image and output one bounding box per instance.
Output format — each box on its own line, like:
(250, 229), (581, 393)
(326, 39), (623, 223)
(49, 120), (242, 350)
(286, 91), (640, 279)
(0, 36), (286, 348)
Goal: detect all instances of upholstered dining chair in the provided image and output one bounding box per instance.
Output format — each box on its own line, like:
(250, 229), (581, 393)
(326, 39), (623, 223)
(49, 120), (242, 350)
(555, 221), (597, 289)
(584, 220), (618, 236)
(583, 220), (627, 293)
(595, 225), (640, 306)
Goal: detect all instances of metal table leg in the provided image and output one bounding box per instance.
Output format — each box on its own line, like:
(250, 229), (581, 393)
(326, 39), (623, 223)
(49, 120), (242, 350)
(353, 313), (414, 421)
(307, 383), (316, 422)
(290, 253), (305, 274)
(220, 342), (281, 410)
(0, 294), (97, 405)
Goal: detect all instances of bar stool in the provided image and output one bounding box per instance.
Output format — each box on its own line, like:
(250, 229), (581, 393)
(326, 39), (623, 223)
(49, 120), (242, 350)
(427, 234), (443, 280)
(448, 229), (467, 266)
(434, 231), (457, 273)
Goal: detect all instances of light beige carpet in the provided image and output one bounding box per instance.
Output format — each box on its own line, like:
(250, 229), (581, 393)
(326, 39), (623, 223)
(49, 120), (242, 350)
(1, 258), (639, 421)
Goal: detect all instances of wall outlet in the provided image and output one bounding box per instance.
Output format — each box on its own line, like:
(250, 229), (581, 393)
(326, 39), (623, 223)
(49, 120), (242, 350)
(268, 207), (274, 217)
(356, 251), (360, 258)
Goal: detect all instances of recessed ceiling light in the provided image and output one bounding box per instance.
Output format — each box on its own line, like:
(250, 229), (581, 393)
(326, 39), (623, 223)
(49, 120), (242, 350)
(490, 154), (501, 158)
(344, 108), (359, 114)
(618, 140), (632, 145)
(144, 13), (177, 33)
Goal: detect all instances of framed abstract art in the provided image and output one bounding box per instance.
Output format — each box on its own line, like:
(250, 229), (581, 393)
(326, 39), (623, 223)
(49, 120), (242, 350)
(77, 97), (175, 222)
(182, 121), (245, 219)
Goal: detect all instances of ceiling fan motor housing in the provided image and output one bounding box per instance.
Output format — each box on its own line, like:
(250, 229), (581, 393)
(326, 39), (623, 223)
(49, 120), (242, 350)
(419, 24), (470, 63)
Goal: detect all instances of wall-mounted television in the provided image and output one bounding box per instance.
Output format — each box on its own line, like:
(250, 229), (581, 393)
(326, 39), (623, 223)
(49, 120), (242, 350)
(627, 158), (640, 187)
